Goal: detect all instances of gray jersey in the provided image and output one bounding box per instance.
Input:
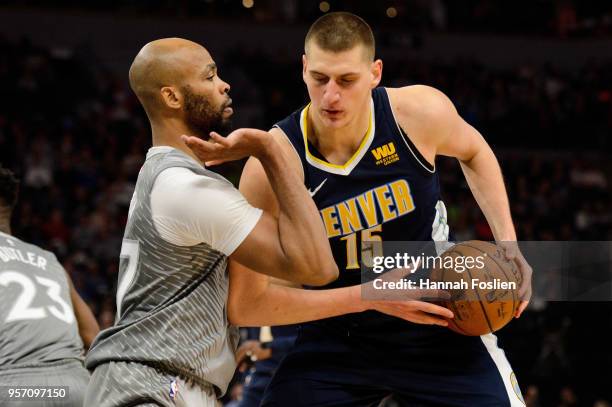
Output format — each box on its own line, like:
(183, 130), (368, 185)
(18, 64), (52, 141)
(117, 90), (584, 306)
(0, 232), (83, 369)
(85, 149), (239, 396)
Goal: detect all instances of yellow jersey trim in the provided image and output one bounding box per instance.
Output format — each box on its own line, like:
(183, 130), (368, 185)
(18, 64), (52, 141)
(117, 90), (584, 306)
(300, 99), (375, 176)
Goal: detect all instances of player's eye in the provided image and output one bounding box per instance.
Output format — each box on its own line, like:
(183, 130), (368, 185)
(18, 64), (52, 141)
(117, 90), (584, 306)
(207, 75), (215, 81)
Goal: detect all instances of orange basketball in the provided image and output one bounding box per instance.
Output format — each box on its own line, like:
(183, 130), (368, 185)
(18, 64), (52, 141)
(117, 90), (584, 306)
(430, 241), (522, 336)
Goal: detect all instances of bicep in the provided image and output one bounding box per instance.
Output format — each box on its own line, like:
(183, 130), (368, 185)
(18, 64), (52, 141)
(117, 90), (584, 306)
(229, 156), (288, 278)
(438, 117), (488, 162)
(227, 157), (282, 321)
(392, 85), (486, 162)
(230, 211), (287, 273)
(228, 150), (302, 306)
(423, 87), (488, 162)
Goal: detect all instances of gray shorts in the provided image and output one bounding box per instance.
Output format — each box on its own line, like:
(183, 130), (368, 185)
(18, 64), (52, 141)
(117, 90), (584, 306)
(0, 359), (90, 407)
(85, 361), (219, 407)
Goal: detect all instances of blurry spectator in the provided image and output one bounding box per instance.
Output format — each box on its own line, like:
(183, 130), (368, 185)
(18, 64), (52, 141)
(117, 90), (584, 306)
(236, 326), (297, 407)
(524, 385), (542, 407)
(558, 386), (578, 407)
(555, 0), (577, 38)
(225, 383), (244, 407)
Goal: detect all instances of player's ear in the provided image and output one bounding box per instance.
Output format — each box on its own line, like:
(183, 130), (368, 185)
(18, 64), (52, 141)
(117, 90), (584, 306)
(302, 54), (308, 81)
(370, 59), (383, 88)
(160, 86), (182, 110)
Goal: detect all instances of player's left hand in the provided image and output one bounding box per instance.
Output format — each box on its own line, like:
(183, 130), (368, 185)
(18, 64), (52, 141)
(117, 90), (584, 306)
(498, 241), (532, 318)
(182, 128), (273, 166)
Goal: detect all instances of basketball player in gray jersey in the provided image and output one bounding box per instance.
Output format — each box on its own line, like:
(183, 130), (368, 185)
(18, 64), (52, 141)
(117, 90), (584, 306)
(0, 166), (100, 406)
(84, 38), (338, 407)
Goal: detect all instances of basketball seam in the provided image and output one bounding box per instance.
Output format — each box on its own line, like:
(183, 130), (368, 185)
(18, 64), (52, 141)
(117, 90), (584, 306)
(465, 265), (495, 334)
(441, 249), (470, 336)
(460, 242), (518, 316)
(483, 247), (518, 316)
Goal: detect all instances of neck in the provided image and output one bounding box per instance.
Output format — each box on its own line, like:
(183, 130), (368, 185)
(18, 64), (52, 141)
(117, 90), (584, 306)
(150, 117), (204, 165)
(308, 99), (371, 164)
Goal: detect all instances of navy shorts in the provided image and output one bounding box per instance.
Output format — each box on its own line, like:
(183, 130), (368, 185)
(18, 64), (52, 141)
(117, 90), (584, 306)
(261, 321), (524, 407)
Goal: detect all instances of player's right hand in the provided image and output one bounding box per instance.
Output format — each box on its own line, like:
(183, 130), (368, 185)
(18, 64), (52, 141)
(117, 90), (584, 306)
(367, 299), (454, 327)
(358, 267), (454, 327)
(182, 128), (273, 166)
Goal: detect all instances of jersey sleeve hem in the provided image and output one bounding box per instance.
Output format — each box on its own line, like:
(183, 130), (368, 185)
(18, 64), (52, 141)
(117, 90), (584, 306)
(216, 207), (263, 256)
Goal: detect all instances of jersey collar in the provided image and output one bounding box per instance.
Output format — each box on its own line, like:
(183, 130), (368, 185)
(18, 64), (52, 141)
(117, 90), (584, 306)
(300, 98), (375, 176)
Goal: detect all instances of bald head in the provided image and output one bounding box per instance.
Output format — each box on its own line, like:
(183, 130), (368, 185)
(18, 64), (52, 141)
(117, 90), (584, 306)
(129, 38), (214, 118)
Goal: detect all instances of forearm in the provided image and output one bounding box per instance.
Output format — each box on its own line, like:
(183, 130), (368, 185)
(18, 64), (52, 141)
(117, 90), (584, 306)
(231, 283), (364, 326)
(257, 139), (336, 282)
(72, 295), (100, 349)
(460, 146), (516, 241)
(66, 274), (100, 349)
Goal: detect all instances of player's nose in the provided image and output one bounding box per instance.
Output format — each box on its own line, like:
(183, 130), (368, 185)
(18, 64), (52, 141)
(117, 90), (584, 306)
(322, 82), (341, 105)
(219, 77), (230, 95)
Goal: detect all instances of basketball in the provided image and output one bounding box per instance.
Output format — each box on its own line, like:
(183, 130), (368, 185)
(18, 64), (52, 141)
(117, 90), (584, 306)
(430, 241), (522, 336)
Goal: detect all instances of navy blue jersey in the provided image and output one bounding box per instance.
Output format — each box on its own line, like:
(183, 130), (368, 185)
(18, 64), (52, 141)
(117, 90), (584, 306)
(267, 87), (524, 407)
(276, 87), (449, 286)
(275, 87), (451, 342)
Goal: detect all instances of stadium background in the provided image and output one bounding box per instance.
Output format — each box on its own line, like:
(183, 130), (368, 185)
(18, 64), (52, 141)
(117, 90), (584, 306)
(0, 1), (610, 406)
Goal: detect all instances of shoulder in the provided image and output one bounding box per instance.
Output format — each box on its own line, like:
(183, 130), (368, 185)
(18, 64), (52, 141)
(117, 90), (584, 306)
(153, 167), (238, 213)
(386, 85), (458, 126)
(386, 85), (460, 153)
(271, 127), (304, 174)
(155, 167), (231, 192)
(242, 128), (304, 183)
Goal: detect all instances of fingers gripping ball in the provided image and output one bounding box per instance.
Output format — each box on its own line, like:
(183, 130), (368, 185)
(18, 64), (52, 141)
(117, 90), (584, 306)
(430, 241), (522, 336)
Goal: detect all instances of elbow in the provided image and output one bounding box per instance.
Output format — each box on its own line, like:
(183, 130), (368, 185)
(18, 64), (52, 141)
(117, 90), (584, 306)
(227, 293), (254, 326)
(301, 262), (339, 286)
(227, 309), (243, 326)
(227, 298), (243, 326)
(292, 245), (339, 286)
(320, 263), (340, 285)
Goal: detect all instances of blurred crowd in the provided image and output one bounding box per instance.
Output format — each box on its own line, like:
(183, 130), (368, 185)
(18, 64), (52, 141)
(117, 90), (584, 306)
(0, 33), (611, 406)
(2, 0), (612, 37)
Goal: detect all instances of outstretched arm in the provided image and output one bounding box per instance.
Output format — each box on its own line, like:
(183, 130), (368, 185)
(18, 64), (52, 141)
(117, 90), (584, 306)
(183, 129), (338, 286)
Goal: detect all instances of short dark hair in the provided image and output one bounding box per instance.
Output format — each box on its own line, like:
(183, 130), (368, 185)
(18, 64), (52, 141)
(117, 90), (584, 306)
(305, 12), (375, 61)
(0, 166), (19, 213)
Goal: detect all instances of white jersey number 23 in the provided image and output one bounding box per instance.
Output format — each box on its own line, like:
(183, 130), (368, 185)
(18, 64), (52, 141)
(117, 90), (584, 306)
(0, 271), (75, 324)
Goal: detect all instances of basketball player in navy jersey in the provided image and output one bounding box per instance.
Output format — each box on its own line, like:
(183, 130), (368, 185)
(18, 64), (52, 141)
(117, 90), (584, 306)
(187, 12), (532, 406)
